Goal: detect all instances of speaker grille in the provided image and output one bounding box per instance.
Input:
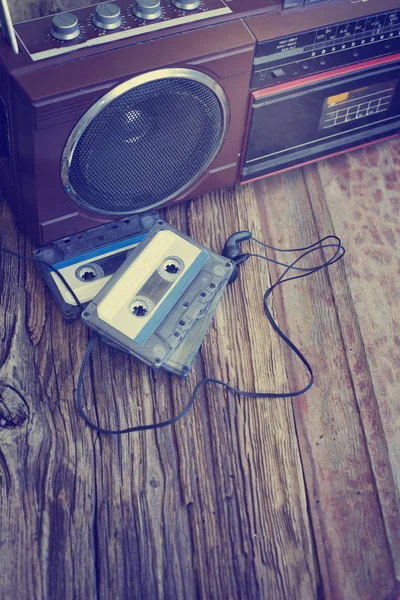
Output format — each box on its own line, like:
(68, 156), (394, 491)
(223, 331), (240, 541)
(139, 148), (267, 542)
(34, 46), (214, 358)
(64, 72), (228, 214)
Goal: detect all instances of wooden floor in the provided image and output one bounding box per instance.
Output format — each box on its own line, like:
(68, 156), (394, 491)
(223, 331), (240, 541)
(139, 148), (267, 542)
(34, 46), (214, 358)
(2, 144), (400, 600)
(2, 2), (400, 598)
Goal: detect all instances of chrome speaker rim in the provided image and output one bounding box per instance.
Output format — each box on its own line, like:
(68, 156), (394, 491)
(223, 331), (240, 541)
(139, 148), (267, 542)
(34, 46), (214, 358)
(61, 68), (230, 215)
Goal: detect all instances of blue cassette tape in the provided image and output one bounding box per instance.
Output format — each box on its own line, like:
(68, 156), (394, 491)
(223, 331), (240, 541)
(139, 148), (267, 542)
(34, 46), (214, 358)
(34, 212), (160, 320)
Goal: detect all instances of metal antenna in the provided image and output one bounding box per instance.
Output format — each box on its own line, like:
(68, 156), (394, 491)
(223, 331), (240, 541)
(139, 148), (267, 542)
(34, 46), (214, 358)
(0, 0), (19, 54)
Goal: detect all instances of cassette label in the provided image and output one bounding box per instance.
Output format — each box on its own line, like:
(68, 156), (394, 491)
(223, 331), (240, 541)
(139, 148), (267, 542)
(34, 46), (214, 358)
(50, 235), (146, 305)
(96, 229), (210, 344)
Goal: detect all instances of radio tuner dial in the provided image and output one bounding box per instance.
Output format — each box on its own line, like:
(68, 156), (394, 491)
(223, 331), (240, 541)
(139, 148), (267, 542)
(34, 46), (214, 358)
(133, 0), (162, 20)
(172, 0), (200, 9)
(93, 3), (122, 30)
(50, 13), (80, 41)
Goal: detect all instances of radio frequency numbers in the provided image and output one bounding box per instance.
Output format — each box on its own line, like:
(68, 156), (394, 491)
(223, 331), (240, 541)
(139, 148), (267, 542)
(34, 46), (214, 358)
(304, 10), (400, 54)
(255, 9), (400, 68)
(307, 30), (400, 58)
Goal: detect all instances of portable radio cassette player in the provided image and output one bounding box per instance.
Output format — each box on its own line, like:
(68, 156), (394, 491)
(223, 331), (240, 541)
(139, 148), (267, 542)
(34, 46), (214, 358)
(1, 0), (400, 243)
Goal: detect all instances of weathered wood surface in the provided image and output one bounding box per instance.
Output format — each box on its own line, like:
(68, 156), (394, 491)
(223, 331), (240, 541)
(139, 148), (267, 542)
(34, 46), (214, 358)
(1, 188), (320, 599)
(1, 1), (400, 598)
(256, 139), (400, 599)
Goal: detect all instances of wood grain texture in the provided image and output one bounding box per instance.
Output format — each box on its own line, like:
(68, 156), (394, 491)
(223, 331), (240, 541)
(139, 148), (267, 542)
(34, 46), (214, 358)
(255, 139), (400, 599)
(2, 0), (399, 597)
(0, 189), (318, 599)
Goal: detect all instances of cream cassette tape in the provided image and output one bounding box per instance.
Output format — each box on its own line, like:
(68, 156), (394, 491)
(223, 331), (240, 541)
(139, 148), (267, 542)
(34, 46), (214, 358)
(81, 221), (234, 372)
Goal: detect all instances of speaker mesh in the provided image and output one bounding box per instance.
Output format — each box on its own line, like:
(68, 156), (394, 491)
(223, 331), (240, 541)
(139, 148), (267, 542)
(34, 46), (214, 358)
(66, 76), (226, 213)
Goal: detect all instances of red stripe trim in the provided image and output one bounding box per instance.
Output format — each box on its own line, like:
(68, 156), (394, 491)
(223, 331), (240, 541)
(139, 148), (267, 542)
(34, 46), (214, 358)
(253, 52), (400, 99)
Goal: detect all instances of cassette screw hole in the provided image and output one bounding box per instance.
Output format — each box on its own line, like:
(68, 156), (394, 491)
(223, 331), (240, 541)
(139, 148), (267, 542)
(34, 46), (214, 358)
(209, 283), (216, 289)
(131, 303), (148, 317)
(124, 219), (130, 224)
(174, 332), (180, 337)
(183, 301), (189, 307)
(179, 320), (185, 326)
(64, 239), (71, 244)
(155, 358), (161, 364)
(200, 292), (206, 297)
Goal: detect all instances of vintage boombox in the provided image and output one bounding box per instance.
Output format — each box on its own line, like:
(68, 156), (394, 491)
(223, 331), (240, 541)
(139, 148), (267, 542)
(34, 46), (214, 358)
(1, 0), (400, 243)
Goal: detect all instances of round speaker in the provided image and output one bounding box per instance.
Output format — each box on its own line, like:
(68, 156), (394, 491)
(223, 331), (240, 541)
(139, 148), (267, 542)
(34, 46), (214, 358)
(61, 68), (229, 215)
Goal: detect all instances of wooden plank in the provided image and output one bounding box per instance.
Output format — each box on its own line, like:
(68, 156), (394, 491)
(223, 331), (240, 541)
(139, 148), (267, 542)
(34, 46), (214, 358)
(255, 143), (400, 599)
(311, 140), (400, 569)
(0, 198), (98, 599)
(0, 186), (319, 597)
(78, 193), (319, 598)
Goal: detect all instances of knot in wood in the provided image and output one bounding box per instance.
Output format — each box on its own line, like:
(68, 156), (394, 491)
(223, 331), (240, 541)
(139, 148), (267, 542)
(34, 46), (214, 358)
(0, 382), (30, 429)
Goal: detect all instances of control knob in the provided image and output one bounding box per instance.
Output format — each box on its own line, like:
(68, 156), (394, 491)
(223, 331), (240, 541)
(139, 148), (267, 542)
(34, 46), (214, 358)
(93, 3), (122, 30)
(172, 0), (200, 9)
(50, 13), (80, 41)
(133, 0), (162, 20)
